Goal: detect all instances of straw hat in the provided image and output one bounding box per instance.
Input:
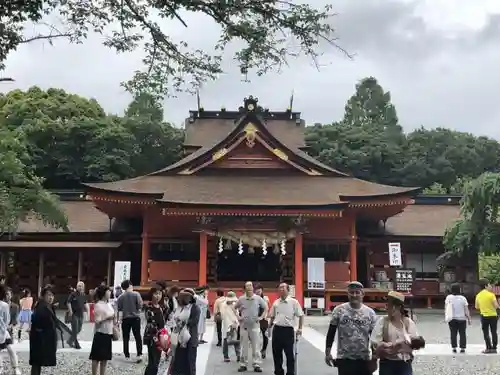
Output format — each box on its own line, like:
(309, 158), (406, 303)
(387, 291), (405, 303)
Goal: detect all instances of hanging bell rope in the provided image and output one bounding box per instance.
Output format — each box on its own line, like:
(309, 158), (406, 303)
(238, 239), (244, 255)
(262, 238), (267, 256)
(218, 237), (224, 253)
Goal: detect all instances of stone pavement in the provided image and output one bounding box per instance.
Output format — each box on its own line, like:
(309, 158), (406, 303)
(5, 315), (499, 375)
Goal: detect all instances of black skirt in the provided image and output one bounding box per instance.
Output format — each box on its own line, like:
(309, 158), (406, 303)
(89, 332), (113, 361)
(0, 338), (13, 350)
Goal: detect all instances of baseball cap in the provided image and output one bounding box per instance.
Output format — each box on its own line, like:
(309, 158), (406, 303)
(347, 281), (364, 290)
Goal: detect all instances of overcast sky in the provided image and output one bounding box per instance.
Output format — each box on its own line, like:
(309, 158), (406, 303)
(2, 0), (500, 138)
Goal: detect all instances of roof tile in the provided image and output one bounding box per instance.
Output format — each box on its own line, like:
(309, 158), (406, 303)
(385, 204), (461, 237)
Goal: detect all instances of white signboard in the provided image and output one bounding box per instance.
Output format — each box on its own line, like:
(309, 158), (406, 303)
(289, 285), (296, 298)
(307, 257), (326, 290)
(388, 243), (402, 266)
(113, 261), (131, 289)
(304, 298), (312, 309)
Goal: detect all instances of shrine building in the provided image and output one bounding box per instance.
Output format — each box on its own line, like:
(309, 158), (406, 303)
(0, 96), (476, 309)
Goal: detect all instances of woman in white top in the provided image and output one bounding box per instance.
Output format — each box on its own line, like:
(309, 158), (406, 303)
(220, 291), (241, 362)
(195, 288), (209, 344)
(445, 283), (471, 353)
(371, 291), (425, 375)
(89, 285), (116, 375)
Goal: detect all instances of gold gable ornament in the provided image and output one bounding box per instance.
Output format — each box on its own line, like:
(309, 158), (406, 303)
(243, 123), (258, 148)
(272, 148), (288, 161)
(212, 148), (228, 161)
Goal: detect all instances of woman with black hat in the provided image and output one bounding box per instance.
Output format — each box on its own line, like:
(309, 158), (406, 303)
(169, 288), (201, 375)
(371, 291), (425, 375)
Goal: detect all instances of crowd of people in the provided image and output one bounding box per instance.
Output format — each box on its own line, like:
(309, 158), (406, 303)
(0, 275), (499, 375)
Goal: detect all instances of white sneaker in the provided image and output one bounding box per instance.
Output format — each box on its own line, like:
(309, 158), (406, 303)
(136, 354), (143, 363)
(13, 368), (21, 375)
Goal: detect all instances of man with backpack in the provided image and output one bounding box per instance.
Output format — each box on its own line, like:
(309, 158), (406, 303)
(324, 281), (377, 375)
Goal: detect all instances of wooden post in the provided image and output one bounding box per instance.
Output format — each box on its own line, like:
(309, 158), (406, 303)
(294, 233), (304, 305)
(199, 232), (208, 286)
(140, 210), (151, 286)
(140, 234), (150, 286)
(77, 250), (83, 282)
(38, 251), (45, 296)
(0, 253), (5, 276)
(107, 249), (112, 286)
(349, 220), (358, 281)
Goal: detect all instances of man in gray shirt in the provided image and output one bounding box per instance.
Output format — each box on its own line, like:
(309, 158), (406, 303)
(235, 281), (268, 373)
(324, 281), (377, 375)
(117, 279), (144, 362)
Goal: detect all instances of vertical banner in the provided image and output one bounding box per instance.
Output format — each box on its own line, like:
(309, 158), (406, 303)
(113, 261), (131, 289)
(388, 243), (402, 267)
(307, 257), (326, 290)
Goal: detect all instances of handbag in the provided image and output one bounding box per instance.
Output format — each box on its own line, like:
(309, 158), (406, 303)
(445, 301), (453, 323)
(112, 324), (120, 341)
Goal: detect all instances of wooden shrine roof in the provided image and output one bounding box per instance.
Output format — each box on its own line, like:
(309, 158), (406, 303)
(84, 96), (421, 203)
(5, 200), (460, 237)
(85, 175), (418, 206)
(184, 118), (307, 149)
(16, 201), (111, 233)
(384, 204), (460, 237)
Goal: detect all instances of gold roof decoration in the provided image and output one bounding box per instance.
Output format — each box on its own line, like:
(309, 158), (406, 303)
(272, 148), (288, 161)
(212, 148), (228, 161)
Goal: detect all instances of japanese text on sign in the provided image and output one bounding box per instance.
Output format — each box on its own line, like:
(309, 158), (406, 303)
(388, 242), (402, 266)
(395, 269), (414, 293)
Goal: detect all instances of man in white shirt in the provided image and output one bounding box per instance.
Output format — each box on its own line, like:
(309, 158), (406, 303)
(269, 283), (304, 375)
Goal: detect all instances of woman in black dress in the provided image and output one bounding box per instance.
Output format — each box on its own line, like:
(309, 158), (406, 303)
(89, 285), (115, 375)
(29, 285), (58, 375)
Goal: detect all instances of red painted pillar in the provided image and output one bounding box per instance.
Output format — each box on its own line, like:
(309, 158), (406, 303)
(199, 232), (208, 286)
(294, 233), (304, 305)
(349, 220), (358, 281)
(140, 211), (150, 286)
(140, 233), (150, 286)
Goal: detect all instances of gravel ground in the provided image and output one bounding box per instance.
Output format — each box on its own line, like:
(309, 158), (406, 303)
(0, 353), (156, 375)
(3, 314), (498, 375)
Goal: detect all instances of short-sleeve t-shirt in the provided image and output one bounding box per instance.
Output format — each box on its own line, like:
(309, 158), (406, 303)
(445, 294), (468, 320)
(236, 294), (266, 329)
(330, 303), (377, 360)
(476, 290), (498, 317)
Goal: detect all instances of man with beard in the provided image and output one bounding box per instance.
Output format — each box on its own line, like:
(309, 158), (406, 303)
(324, 281), (377, 375)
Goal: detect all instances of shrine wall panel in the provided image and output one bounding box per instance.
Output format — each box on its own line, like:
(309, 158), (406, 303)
(147, 211), (199, 238)
(44, 249), (78, 292)
(306, 217), (351, 239)
(81, 248), (108, 289)
(303, 261), (349, 283)
(149, 261), (198, 282)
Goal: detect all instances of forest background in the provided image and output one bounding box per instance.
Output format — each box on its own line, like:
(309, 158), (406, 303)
(1, 77), (500, 282)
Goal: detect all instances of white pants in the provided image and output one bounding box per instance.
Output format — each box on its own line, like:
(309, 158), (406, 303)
(0, 344), (19, 368)
(240, 326), (262, 367)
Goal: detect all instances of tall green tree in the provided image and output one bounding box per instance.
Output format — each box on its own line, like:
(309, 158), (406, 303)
(443, 172), (500, 257)
(1, 0), (347, 99)
(121, 94), (184, 174)
(0, 87), (184, 189)
(0, 126), (68, 235)
(306, 77), (406, 184)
